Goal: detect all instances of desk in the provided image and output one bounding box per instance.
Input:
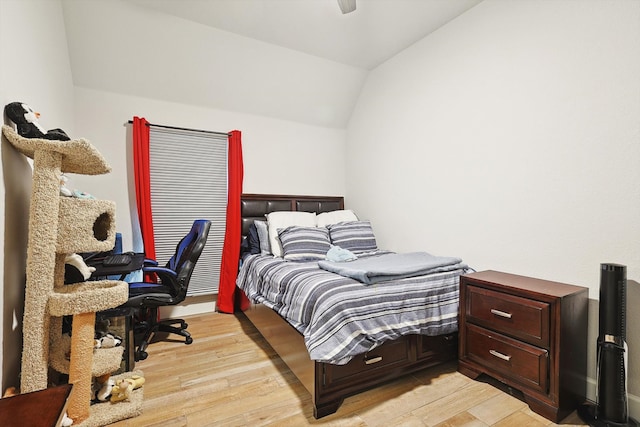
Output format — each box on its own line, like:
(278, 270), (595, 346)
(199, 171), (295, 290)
(87, 252), (145, 279)
(86, 253), (145, 372)
(0, 384), (72, 427)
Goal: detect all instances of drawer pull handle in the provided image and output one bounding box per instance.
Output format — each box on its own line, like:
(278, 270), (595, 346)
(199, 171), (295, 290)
(489, 349), (512, 361)
(364, 356), (383, 365)
(491, 309), (513, 319)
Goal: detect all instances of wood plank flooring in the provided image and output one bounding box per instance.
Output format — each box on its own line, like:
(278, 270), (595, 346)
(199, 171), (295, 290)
(108, 311), (588, 426)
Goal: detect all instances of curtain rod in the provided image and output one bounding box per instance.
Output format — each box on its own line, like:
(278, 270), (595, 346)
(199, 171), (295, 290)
(126, 120), (230, 137)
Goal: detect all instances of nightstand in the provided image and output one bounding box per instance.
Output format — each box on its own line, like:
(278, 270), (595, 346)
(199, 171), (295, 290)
(458, 270), (588, 422)
(0, 384), (72, 427)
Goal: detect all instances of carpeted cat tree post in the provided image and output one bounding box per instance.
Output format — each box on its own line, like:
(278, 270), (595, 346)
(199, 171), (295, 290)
(2, 125), (143, 426)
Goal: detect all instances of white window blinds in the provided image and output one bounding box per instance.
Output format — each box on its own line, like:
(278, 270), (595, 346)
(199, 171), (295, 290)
(148, 126), (227, 296)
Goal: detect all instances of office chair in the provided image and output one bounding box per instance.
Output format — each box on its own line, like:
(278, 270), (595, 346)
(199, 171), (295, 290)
(123, 219), (211, 361)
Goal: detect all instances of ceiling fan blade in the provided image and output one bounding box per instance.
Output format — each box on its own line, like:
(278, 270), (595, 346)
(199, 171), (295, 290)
(337, 0), (356, 14)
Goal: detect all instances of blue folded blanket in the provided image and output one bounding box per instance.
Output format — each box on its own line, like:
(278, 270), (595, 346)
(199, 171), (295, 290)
(325, 245), (357, 262)
(318, 252), (467, 285)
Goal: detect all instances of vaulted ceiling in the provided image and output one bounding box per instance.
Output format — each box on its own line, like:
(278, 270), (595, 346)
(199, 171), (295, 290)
(62, 0), (482, 128)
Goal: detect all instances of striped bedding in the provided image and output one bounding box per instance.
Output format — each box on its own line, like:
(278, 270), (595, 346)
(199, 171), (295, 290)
(236, 252), (470, 365)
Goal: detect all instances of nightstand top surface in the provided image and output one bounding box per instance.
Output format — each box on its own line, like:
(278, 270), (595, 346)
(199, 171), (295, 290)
(463, 270), (588, 298)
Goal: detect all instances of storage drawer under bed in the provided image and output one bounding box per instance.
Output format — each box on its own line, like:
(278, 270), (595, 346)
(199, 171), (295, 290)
(322, 336), (412, 388)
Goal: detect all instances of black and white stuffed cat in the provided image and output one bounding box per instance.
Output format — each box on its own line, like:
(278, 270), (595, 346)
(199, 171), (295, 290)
(4, 101), (70, 140)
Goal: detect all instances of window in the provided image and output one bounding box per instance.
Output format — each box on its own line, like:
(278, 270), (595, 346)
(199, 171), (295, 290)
(148, 125), (227, 295)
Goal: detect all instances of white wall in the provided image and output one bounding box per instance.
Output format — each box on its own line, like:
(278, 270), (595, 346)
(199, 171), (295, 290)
(62, 0), (366, 129)
(0, 0), (75, 392)
(71, 87), (347, 253)
(347, 0), (640, 417)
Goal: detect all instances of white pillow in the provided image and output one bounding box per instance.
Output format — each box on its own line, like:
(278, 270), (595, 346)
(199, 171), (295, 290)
(266, 211), (317, 257)
(316, 209), (358, 227)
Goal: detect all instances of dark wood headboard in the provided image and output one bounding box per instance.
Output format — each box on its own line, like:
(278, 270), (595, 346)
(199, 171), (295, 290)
(241, 193), (344, 236)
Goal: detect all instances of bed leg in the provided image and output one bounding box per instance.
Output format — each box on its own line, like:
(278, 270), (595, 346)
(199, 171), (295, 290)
(314, 398), (344, 419)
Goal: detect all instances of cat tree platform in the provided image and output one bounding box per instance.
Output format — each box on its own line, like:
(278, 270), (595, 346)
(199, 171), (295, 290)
(49, 333), (125, 378)
(2, 125), (111, 175)
(49, 280), (128, 316)
(74, 370), (144, 427)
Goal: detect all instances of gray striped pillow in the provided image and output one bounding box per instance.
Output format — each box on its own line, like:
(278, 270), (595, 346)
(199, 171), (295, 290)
(327, 221), (378, 254)
(254, 220), (271, 255)
(278, 226), (331, 261)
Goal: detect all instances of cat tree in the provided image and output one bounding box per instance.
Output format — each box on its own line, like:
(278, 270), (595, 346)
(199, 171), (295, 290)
(2, 125), (143, 426)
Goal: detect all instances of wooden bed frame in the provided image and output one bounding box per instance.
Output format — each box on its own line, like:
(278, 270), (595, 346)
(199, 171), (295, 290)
(238, 194), (458, 418)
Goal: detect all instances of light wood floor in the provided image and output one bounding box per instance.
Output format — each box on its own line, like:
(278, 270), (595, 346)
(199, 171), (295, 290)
(108, 311), (588, 427)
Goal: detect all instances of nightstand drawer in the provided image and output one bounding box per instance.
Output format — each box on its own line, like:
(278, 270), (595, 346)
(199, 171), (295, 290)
(466, 285), (550, 348)
(465, 323), (549, 394)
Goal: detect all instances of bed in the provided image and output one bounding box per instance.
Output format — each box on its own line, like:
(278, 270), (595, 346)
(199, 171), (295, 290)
(236, 194), (469, 418)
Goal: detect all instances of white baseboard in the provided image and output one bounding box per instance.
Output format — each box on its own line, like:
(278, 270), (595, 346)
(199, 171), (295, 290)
(158, 294), (217, 319)
(629, 393), (640, 422)
(586, 375), (597, 403)
(586, 375), (640, 421)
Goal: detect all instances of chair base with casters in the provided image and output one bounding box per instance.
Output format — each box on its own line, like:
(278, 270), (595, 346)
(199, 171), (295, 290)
(132, 307), (193, 361)
(121, 219), (211, 361)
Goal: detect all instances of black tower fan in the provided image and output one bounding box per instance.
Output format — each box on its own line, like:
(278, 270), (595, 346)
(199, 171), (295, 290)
(579, 263), (638, 426)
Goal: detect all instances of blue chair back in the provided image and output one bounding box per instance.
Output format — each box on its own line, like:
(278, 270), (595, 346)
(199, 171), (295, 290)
(166, 219), (211, 298)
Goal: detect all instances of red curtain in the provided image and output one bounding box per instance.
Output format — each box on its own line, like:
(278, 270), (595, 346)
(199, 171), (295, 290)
(132, 117), (156, 265)
(217, 130), (249, 313)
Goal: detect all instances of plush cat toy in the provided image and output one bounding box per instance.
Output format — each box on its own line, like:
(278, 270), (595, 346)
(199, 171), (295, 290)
(4, 102), (70, 140)
(64, 253), (96, 283)
(110, 375), (145, 403)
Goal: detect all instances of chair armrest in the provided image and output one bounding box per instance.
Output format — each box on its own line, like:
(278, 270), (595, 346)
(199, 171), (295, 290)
(142, 266), (178, 289)
(142, 266), (176, 277)
(143, 259), (159, 267)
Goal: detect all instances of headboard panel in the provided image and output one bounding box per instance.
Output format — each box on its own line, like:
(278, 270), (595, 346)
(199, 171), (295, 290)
(241, 193), (344, 236)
